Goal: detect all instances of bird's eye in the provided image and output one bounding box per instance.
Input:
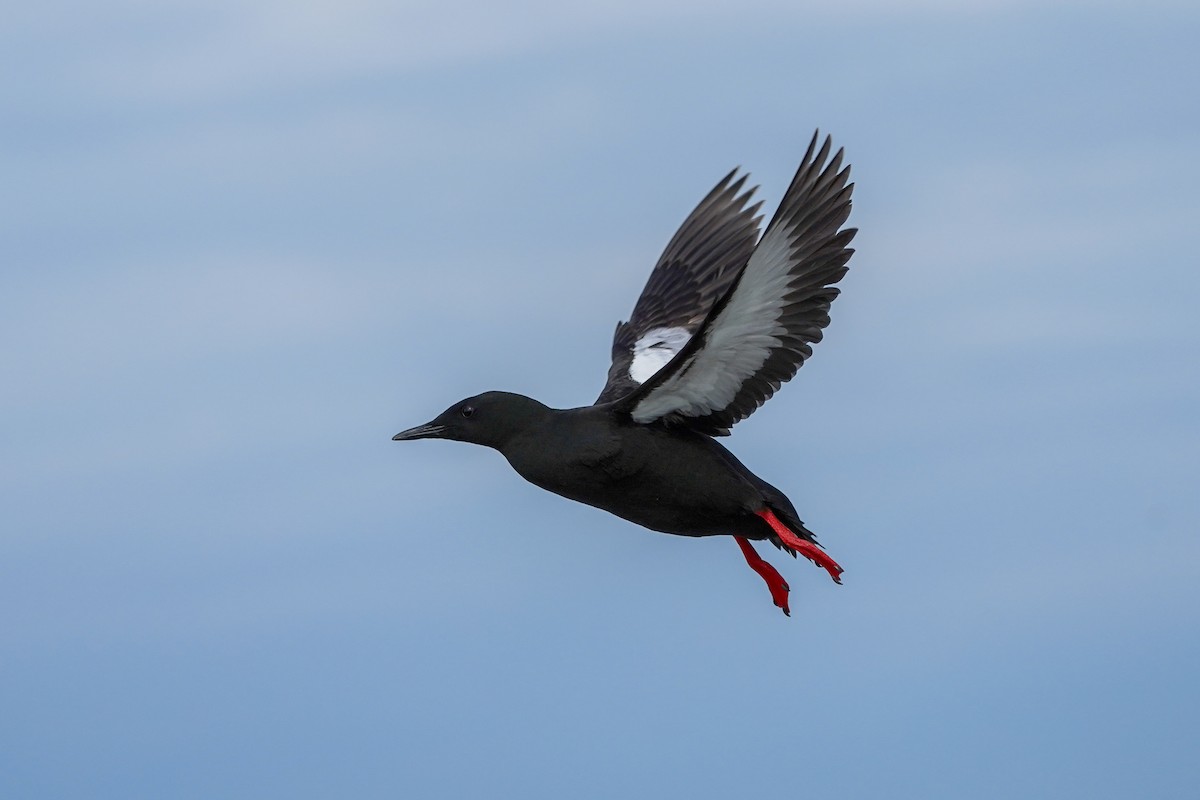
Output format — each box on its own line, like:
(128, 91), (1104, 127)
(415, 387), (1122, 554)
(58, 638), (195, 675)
(461, 405), (475, 418)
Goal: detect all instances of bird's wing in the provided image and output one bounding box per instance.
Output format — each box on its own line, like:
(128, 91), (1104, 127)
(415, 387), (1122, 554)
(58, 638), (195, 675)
(593, 169), (763, 405)
(611, 132), (856, 436)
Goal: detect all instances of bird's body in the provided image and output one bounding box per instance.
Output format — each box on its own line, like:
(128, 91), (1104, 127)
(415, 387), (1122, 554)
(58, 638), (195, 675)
(492, 397), (773, 538)
(395, 132), (856, 614)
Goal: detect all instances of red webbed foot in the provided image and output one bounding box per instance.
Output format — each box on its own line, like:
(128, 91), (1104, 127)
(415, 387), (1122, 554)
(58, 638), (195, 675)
(735, 536), (791, 615)
(755, 508), (844, 585)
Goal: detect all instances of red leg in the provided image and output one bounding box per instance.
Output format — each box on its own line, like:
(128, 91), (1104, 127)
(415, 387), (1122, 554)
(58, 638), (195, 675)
(735, 536), (791, 615)
(755, 508), (844, 585)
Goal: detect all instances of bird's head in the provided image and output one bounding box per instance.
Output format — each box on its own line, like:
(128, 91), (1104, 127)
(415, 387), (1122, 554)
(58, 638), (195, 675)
(392, 391), (550, 451)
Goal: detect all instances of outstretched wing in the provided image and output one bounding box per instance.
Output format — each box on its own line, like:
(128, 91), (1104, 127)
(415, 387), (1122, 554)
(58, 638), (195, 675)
(594, 170), (763, 404)
(612, 132), (856, 436)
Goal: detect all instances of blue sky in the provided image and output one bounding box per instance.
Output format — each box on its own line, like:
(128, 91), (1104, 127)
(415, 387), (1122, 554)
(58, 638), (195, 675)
(3, 2), (1198, 797)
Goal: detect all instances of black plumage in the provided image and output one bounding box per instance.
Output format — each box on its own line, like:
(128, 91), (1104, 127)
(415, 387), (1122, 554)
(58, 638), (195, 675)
(394, 131), (856, 615)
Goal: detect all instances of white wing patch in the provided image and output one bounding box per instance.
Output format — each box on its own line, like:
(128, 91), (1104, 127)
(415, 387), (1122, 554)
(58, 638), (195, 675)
(629, 326), (692, 384)
(630, 224), (794, 423)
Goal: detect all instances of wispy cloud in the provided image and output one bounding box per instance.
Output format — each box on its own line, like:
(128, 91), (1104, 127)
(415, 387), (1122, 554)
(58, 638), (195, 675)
(13, 0), (1139, 105)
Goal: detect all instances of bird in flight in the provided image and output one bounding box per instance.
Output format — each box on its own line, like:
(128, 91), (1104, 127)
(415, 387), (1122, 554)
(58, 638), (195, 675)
(394, 132), (856, 615)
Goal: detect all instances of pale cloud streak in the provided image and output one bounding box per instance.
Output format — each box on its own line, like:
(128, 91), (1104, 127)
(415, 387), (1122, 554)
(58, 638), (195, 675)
(16, 0), (1136, 104)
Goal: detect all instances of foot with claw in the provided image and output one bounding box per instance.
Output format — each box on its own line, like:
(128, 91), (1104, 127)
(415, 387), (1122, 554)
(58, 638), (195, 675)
(735, 536), (792, 615)
(756, 508), (844, 584)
